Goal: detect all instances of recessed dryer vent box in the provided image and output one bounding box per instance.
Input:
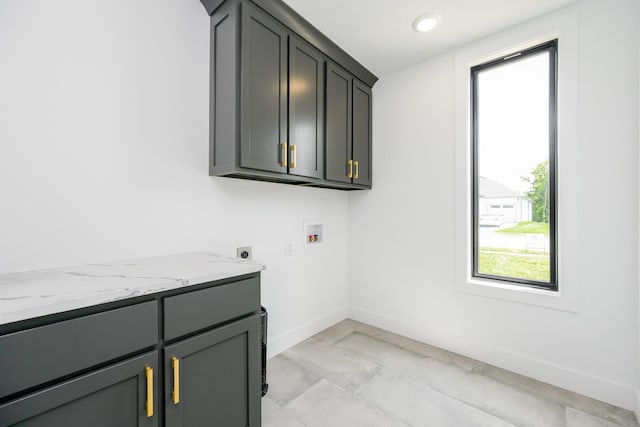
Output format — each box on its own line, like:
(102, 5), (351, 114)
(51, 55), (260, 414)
(304, 221), (324, 245)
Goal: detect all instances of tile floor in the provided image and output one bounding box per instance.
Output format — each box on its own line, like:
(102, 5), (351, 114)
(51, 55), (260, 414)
(262, 319), (639, 427)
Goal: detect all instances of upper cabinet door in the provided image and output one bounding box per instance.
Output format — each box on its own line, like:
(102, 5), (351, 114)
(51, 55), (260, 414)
(325, 62), (352, 184)
(352, 80), (372, 187)
(240, 3), (288, 173)
(288, 36), (324, 179)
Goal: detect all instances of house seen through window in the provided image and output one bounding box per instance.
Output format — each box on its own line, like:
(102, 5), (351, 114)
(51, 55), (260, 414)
(471, 40), (557, 290)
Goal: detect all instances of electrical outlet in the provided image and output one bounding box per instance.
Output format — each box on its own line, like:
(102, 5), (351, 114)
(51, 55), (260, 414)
(285, 241), (293, 256)
(237, 246), (252, 260)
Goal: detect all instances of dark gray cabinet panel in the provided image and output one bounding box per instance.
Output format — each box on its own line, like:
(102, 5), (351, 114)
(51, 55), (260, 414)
(200, 0), (225, 15)
(249, 0), (377, 88)
(0, 352), (158, 427)
(240, 2), (288, 173)
(325, 61), (373, 188)
(289, 35), (324, 179)
(164, 315), (261, 427)
(210, 2), (239, 174)
(0, 301), (157, 400)
(352, 80), (373, 187)
(325, 62), (352, 184)
(164, 277), (259, 341)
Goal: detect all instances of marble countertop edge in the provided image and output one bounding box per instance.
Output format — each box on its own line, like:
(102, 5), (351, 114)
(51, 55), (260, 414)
(0, 252), (265, 327)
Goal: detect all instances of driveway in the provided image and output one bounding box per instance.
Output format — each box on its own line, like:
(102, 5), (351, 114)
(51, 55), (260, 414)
(478, 223), (549, 252)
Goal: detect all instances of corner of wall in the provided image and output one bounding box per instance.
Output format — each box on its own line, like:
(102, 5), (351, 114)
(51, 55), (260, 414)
(266, 305), (349, 359)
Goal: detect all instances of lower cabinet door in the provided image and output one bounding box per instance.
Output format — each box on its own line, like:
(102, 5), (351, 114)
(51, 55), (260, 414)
(164, 315), (261, 427)
(0, 351), (158, 427)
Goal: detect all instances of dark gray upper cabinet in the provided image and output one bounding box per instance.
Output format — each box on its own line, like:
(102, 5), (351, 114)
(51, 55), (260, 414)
(206, 0), (376, 190)
(325, 61), (373, 188)
(352, 80), (373, 187)
(240, 4), (288, 174)
(289, 35), (324, 179)
(325, 62), (352, 184)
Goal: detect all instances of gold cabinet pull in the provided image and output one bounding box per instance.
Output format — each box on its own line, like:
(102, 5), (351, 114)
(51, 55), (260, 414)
(347, 160), (353, 179)
(290, 145), (297, 168)
(354, 161), (359, 180)
(280, 143), (288, 167)
(145, 366), (154, 418)
(171, 357), (180, 405)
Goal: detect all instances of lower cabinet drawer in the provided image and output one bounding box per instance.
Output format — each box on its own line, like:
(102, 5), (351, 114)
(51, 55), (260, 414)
(164, 277), (259, 341)
(0, 351), (159, 427)
(0, 301), (158, 400)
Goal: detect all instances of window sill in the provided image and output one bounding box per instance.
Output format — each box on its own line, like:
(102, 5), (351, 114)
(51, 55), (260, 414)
(469, 277), (557, 295)
(456, 272), (580, 312)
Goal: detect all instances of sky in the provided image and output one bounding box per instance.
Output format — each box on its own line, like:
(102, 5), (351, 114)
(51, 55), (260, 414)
(477, 51), (550, 194)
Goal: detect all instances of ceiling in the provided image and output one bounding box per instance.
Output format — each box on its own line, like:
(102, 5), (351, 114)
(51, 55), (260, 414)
(282, 0), (581, 77)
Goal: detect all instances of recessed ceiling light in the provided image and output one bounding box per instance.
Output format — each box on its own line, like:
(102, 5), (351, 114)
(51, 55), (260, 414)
(412, 13), (441, 33)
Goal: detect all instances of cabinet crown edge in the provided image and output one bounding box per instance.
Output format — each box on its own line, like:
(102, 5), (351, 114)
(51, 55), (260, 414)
(199, 0), (378, 88)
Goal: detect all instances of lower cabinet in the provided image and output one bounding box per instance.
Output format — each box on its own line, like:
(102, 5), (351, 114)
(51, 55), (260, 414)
(164, 315), (261, 427)
(0, 352), (158, 427)
(0, 275), (262, 427)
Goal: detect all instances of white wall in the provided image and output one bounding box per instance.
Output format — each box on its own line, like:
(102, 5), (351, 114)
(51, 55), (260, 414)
(0, 0), (349, 356)
(3, 0), (640, 413)
(350, 0), (639, 410)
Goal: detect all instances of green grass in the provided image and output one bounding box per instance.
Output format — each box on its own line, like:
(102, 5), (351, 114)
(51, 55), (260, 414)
(478, 249), (550, 282)
(497, 221), (549, 235)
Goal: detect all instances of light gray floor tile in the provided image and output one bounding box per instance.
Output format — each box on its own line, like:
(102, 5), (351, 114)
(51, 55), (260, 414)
(566, 407), (624, 427)
(363, 326), (478, 372)
(263, 320), (638, 427)
(397, 358), (567, 427)
(329, 319), (477, 371)
(311, 319), (373, 344)
(335, 331), (425, 368)
(267, 354), (320, 406)
(284, 379), (410, 427)
(358, 372), (517, 427)
(284, 337), (380, 391)
(473, 363), (638, 427)
(262, 396), (305, 427)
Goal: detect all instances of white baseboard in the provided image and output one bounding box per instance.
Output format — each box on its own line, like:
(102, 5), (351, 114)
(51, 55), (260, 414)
(267, 305), (349, 359)
(349, 305), (637, 411)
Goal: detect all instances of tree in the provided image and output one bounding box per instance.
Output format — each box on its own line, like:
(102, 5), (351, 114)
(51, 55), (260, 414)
(522, 160), (549, 223)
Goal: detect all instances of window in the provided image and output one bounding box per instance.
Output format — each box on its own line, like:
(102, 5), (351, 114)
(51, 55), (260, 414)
(471, 40), (557, 290)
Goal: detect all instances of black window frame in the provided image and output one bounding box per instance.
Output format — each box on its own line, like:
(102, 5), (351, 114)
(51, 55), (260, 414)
(471, 39), (558, 291)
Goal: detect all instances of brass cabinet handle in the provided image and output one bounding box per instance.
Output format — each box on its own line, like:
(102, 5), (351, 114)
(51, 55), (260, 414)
(145, 366), (154, 418)
(280, 143), (288, 167)
(171, 357), (180, 405)
(354, 161), (359, 180)
(290, 145), (297, 168)
(347, 160), (353, 179)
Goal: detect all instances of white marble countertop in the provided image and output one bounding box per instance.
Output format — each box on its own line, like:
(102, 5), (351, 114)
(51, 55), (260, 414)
(0, 252), (265, 326)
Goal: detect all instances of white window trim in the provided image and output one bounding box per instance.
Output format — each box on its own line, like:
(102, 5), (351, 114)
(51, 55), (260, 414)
(454, 10), (582, 312)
